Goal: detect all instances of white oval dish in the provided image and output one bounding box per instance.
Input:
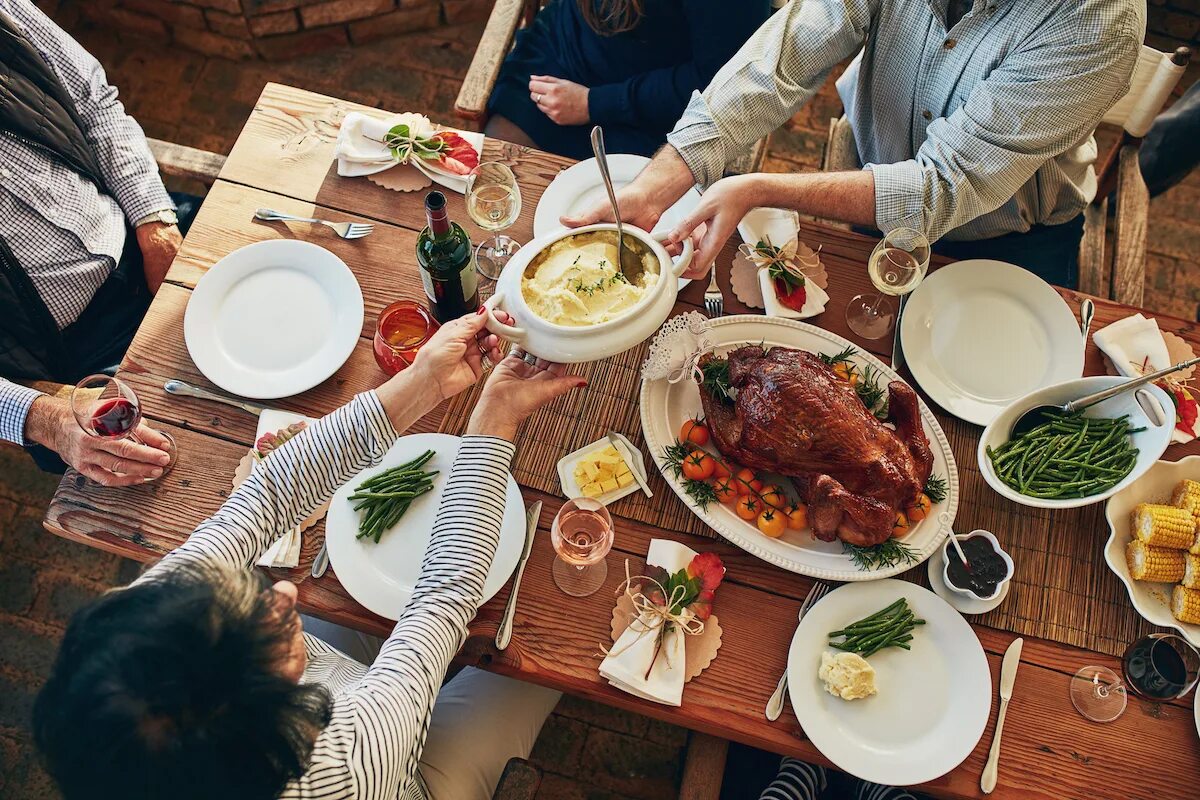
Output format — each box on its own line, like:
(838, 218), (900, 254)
(483, 223), (693, 363)
(640, 315), (959, 582)
(326, 433), (526, 620)
(1103, 454), (1200, 648)
(787, 580), (991, 786)
(978, 376), (1174, 509)
(900, 259), (1084, 426)
(184, 240), (364, 399)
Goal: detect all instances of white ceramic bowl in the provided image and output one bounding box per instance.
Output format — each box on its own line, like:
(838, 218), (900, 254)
(978, 376), (1175, 509)
(483, 223), (693, 363)
(1103, 455), (1200, 648)
(940, 530), (1014, 602)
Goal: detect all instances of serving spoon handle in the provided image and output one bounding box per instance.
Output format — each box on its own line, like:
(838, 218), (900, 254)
(589, 126), (641, 282)
(1066, 357), (1200, 412)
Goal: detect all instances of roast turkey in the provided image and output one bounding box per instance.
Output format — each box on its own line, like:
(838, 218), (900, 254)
(697, 346), (933, 547)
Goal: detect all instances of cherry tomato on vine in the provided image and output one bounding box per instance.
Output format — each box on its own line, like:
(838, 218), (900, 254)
(735, 495), (761, 520)
(680, 418), (710, 447)
(757, 507), (786, 538)
(712, 476), (738, 504)
(681, 449), (715, 481)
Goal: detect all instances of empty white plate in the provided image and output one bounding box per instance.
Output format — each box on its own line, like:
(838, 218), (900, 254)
(533, 154), (702, 288)
(900, 259), (1084, 426)
(184, 240), (364, 399)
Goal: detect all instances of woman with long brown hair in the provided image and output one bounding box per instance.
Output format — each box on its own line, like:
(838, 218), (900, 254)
(485, 0), (769, 159)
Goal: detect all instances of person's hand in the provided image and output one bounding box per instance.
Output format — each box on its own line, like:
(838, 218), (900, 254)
(407, 308), (506, 403)
(665, 174), (760, 278)
(26, 395), (172, 486)
(529, 75), (590, 126)
(560, 179), (664, 232)
(467, 352), (586, 441)
(135, 222), (182, 294)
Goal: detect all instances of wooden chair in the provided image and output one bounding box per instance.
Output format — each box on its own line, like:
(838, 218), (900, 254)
(822, 46), (1192, 303)
(453, 0), (769, 175)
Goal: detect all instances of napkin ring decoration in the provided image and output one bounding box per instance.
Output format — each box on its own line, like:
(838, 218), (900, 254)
(642, 311), (715, 385)
(604, 553), (725, 679)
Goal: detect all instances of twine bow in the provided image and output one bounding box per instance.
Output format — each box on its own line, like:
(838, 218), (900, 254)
(738, 235), (821, 285)
(603, 561), (707, 679)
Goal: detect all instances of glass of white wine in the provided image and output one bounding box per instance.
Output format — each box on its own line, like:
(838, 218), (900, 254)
(465, 161), (522, 281)
(845, 227), (930, 340)
(550, 497), (614, 597)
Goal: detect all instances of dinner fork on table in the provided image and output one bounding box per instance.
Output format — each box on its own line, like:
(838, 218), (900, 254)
(703, 266), (723, 317)
(765, 580), (830, 721)
(254, 208), (374, 240)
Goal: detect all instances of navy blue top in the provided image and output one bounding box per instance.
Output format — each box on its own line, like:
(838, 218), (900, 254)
(548, 0), (770, 133)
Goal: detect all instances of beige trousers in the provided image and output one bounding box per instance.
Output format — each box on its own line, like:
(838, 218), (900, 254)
(302, 616), (561, 800)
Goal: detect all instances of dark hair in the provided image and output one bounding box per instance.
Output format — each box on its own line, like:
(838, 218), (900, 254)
(579, 0), (644, 35)
(33, 565), (331, 800)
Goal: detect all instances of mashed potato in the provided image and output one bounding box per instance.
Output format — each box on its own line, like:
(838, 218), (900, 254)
(818, 651), (877, 700)
(522, 232), (657, 326)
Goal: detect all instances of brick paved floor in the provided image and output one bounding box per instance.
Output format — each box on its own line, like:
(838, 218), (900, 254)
(4, 9), (1200, 799)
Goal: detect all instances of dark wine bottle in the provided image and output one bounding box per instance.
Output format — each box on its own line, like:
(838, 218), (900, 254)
(416, 191), (479, 324)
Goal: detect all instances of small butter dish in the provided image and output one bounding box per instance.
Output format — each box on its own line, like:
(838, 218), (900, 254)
(557, 433), (648, 506)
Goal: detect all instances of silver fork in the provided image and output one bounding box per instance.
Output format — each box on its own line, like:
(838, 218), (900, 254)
(254, 208), (374, 240)
(765, 580), (831, 721)
(703, 266), (723, 317)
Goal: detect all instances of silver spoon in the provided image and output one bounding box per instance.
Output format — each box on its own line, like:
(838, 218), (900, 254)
(1079, 298), (1095, 340)
(589, 126), (643, 283)
(1011, 357), (1200, 436)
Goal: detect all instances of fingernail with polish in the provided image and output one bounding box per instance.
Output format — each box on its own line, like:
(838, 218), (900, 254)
(476, 306), (486, 315)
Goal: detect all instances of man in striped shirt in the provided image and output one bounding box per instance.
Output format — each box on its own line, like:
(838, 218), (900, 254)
(33, 312), (586, 800)
(566, 0), (1146, 287)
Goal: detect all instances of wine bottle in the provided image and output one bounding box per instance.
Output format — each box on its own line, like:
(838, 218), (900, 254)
(416, 191), (479, 323)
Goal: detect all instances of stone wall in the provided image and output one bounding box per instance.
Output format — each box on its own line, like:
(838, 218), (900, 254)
(55, 0), (494, 60)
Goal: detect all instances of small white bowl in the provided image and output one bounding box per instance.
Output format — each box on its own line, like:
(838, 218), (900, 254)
(978, 376), (1175, 509)
(556, 433), (648, 506)
(941, 530), (1014, 602)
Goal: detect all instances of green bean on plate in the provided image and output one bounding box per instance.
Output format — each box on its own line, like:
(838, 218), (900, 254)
(350, 450), (438, 543)
(827, 598), (925, 659)
(984, 411), (1143, 500)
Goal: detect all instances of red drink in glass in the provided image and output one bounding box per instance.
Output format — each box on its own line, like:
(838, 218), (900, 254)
(373, 301), (439, 376)
(90, 397), (139, 438)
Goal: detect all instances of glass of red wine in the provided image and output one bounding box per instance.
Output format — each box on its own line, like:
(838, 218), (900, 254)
(70, 375), (177, 481)
(1070, 633), (1200, 722)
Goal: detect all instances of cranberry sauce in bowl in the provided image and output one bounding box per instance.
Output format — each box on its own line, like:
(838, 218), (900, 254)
(943, 531), (1014, 600)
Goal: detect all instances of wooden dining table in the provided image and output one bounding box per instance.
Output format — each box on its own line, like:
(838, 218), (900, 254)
(42, 83), (1200, 800)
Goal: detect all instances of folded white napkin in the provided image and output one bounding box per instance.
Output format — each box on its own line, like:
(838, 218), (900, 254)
(757, 268), (830, 319)
(737, 206), (800, 249)
(334, 111), (484, 195)
(254, 409), (316, 569)
(1092, 313), (1171, 377)
(599, 539), (698, 707)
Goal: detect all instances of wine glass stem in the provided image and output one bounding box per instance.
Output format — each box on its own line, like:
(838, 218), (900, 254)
(1096, 679), (1126, 699)
(491, 232), (503, 254)
(867, 292), (885, 316)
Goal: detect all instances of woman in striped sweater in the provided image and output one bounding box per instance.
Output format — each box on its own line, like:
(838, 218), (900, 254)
(32, 309), (585, 800)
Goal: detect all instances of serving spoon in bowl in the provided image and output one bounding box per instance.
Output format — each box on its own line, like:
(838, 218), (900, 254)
(1011, 357), (1200, 436)
(590, 125), (645, 284)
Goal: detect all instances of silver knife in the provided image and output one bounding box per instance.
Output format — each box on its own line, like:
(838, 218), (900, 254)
(891, 293), (908, 372)
(164, 379), (265, 416)
(496, 500), (542, 650)
(981, 637), (1023, 794)
(606, 432), (653, 498)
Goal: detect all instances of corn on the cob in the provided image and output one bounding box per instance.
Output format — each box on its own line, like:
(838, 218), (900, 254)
(1171, 585), (1200, 625)
(1172, 479), (1200, 517)
(1131, 503), (1195, 550)
(1126, 541), (1186, 582)
(1184, 555), (1200, 590)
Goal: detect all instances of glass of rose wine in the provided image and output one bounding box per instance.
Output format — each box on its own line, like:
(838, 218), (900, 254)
(465, 161), (522, 281)
(845, 227), (930, 340)
(550, 497), (614, 597)
(70, 375), (176, 481)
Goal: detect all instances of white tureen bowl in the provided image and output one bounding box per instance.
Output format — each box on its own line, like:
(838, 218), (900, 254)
(482, 223), (693, 363)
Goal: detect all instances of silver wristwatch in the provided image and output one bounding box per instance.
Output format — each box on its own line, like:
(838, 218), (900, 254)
(134, 209), (178, 227)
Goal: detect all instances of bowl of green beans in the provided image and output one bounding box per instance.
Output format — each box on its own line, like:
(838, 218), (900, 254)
(978, 376), (1174, 509)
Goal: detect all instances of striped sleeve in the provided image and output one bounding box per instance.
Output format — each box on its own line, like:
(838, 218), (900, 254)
(141, 392), (398, 580)
(288, 436), (515, 800)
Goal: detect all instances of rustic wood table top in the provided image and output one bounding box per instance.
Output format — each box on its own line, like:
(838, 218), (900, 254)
(43, 83), (1200, 800)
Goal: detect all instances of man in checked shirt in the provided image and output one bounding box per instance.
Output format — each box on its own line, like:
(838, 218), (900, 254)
(0, 0), (191, 484)
(566, 0), (1145, 289)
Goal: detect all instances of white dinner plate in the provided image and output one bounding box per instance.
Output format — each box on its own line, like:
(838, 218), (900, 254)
(640, 315), (959, 581)
(900, 259), (1084, 426)
(533, 154), (702, 288)
(184, 240), (363, 399)
(325, 433), (526, 620)
(787, 580), (991, 786)
(1103, 455), (1200, 649)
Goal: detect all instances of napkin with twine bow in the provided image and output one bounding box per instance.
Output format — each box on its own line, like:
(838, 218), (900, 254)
(334, 112), (483, 194)
(1093, 313), (1198, 443)
(599, 540), (725, 706)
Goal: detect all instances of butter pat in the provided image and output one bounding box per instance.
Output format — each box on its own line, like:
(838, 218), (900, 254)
(818, 651), (877, 701)
(574, 444), (631, 498)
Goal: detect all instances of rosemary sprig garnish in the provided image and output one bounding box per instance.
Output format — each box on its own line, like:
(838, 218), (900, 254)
(699, 359), (734, 405)
(855, 364), (888, 419)
(661, 440), (719, 510)
(818, 346), (858, 368)
(842, 539), (920, 571)
(923, 474), (948, 504)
